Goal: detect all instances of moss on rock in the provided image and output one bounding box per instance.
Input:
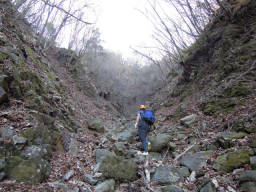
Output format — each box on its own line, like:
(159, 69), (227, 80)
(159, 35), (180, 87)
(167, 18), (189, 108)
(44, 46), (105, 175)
(224, 84), (251, 97)
(200, 98), (236, 116)
(213, 149), (250, 173)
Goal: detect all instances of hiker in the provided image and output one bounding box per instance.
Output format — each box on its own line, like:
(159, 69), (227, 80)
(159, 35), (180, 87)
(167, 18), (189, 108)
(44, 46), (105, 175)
(135, 105), (154, 155)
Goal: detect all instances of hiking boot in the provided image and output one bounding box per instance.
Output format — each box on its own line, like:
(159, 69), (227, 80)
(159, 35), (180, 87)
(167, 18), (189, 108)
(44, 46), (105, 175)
(142, 152), (148, 156)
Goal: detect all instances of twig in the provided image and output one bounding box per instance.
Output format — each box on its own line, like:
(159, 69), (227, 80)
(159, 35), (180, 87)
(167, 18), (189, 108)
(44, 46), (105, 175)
(161, 146), (170, 162)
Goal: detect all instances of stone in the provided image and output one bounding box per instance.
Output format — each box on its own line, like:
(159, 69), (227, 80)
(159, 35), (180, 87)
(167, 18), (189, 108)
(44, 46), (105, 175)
(239, 170), (256, 183)
(48, 181), (70, 191)
(180, 114), (197, 127)
(113, 142), (126, 156)
(83, 174), (98, 185)
(116, 129), (137, 142)
(213, 149), (250, 173)
(177, 166), (190, 178)
(0, 127), (14, 139)
(94, 179), (115, 192)
(0, 158), (6, 171)
(148, 134), (172, 152)
(215, 132), (248, 149)
(161, 185), (184, 192)
(21, 145), (48, 159)
(95, 149), (115, 164)
(152, 166), (182, 185)
(99, 155), (137, 182)
(240, 182), (256, 192)
(0, 87), (8, 104)
(68, 138), (78, 155)
(0, 172), (5, 181)
(12, 135), (27, 145)
(87, 119), (104, 133)
(181, 151), (212, 171)
(169, 142), (177, 151)
(200, 182), (216, 192)
(0, 74), (8, 90)
(9, 158), (51, 184)
(63, 170), (75, 181)
(250, 156), (256, 169)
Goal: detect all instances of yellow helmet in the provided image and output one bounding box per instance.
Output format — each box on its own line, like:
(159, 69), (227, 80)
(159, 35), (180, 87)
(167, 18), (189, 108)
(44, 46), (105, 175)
(139, 105), (146, 109)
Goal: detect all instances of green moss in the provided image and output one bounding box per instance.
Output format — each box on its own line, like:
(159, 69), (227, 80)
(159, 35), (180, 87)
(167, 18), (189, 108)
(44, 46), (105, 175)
(214, 149), (250, 172)
(224, 84), (251, 97)
(200, 98), (236, 116)
(47, 72), (56, 81)
(0, 53), (9, 62)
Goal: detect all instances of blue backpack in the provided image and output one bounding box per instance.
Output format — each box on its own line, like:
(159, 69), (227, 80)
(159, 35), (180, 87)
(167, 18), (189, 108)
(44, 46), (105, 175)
(142, 109), (155, 125)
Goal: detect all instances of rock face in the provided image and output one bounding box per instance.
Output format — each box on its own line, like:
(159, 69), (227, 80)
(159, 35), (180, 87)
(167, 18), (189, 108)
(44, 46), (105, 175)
(152, 166), (182, 185)
(87, 119), (105, 133)
(148, 134), (172, 152)
(213, 149), (250, 173)
(181, 151), (212, 171)
(99, 155), (137, 182)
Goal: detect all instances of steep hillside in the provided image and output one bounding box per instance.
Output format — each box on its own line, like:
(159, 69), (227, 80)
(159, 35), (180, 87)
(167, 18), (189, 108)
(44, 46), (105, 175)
(1, 0), (256, 192)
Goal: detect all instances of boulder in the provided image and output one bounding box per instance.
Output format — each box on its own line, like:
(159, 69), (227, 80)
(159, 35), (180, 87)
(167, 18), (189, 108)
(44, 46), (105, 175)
(240, 182), (256, 192)
(94, 179), (115, 192)
(83, 174), (98, 185)
(21, 145), (48, 159)
(62, 170), (75, 181)
(87, 119), (104, 133)
(95, 149), (115, 164)
(181, 151), (212, 171)
(152, 166), (182, 185)
(213, 149), (250, 173)
(161, 185), (184, 192)
(116, 129), (137, 142)
(250, 156), (256, 169)
(239, 170), (256, 183)
(180, 114), (197, 127)
(148, 134), (172, 152)
(113, 142), (127, 156)
(12, 135), (27, 145)
(0, 87), (8, 104)
(9, 158), (51, 184)
(0, 127), (14, 138)
(99, 155), (137, 182)
(239, 170), (256, 192)
(200, 182), (216, 192)
(215, 132), (248, 149)
(177, 166), (190, 178)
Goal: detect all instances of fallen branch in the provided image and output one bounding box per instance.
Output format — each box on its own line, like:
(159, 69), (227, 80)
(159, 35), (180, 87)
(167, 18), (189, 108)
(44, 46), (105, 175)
(173, 143), (197, 165)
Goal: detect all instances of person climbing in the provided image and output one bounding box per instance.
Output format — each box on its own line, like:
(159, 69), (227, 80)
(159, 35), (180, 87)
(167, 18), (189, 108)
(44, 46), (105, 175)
(135, 105), (155, 155)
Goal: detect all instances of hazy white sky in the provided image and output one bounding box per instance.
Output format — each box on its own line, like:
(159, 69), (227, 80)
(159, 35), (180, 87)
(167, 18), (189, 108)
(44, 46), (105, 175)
(95, 0), (153, 58)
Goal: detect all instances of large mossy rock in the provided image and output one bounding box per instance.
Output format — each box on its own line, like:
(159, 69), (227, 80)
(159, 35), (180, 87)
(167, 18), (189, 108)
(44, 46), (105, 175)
(181, 151), (212, 171)
(99, 155), (137, 182)
(8, 158), (51, 184)
(148, 134), (172, 152)
(87, 119), (105, 133)
(213, 149), (250, 173)
(152, 166), (182, 185)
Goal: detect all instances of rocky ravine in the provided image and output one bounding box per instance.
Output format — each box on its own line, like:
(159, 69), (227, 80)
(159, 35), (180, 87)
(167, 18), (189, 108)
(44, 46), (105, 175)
(1, 0), (256, 192)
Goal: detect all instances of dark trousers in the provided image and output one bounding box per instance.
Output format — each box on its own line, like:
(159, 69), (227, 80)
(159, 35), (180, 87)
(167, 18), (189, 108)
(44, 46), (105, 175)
(138, 119), (149, 152)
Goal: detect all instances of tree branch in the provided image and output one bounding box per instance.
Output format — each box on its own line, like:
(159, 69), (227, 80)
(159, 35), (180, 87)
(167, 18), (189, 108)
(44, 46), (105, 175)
(40, 0), (93, 25)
